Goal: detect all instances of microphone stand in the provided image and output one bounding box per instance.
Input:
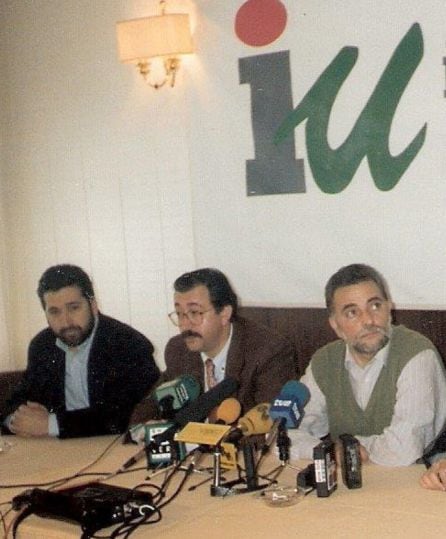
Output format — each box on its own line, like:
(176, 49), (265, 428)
(210, 438), (268, 497)
(210, 443), (233, 496)
(264, 423), (300, 482)
(184, 445), (215, 483)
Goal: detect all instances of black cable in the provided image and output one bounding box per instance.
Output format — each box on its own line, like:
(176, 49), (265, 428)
(109, 507), (162, 539)
(12, 505), (34, 539)
(158, 463), (194, 510)
(156, 450), (192, 496)
(1, 433), (124, 491)
(8, 437), (190, 539)
(0, 471), (113, 490)
(0, 504), (10, 537)
(6, 434), (126, 538)
(79, 483), (164, 539)
(130, 482), (164, 505)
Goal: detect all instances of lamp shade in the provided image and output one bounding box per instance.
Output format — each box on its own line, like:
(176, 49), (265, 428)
(116, 14), (194, 63)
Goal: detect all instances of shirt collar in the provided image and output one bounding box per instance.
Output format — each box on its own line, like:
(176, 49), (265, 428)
(201, 323), (233, 364)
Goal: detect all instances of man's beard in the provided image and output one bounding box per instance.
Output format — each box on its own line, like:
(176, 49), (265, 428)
(351, 324), (390, 357)
(56, 311), (95, 347)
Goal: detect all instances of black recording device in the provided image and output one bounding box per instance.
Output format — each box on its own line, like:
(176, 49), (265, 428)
(339, 433), (362, 489)
(296, 463), (316, 494)
(13, 482), (154, 535)
(313, 439), (337, 497)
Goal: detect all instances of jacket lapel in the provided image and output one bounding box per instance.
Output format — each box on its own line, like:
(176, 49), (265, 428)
(225, 321), (244, 380)
(86, 315), (107, 405)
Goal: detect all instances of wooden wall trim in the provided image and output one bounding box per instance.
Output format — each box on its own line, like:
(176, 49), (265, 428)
(239, 306), (446, 376)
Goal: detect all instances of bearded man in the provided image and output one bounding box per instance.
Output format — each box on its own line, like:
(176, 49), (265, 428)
(3, 264), (159, 438)
(288, 263), (446, 466)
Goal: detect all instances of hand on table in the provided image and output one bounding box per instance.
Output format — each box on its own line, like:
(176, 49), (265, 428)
(9, 401), (50, 437)
(419, 460), (446, 491)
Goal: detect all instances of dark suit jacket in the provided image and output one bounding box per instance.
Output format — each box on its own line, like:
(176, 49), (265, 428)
(131, 317), (296, 423)
(422, 428), (446, 466)
(3, 313), (160, 438)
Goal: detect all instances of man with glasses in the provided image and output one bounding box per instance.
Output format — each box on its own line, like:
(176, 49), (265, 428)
(133, 268), (295, 422)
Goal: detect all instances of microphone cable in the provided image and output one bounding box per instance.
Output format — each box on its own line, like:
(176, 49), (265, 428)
(0, 433), (124, 492)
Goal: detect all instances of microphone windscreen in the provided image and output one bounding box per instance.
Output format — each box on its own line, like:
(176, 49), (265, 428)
(269, 380), (310, 428)
(154, 374), (201, 411)
(280, 380), (310, 404)
(174, 377), (239, 427)
(215, 398), (241, 425)
(238, 403), (273, 435)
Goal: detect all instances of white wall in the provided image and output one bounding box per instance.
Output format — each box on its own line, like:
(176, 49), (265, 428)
(0, 0), (197, 370)
(0, 37), (11, 368)
(0, 0), (445, 372)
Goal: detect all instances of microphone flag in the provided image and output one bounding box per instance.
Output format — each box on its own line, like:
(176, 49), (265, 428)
(268, 380), (310, 428)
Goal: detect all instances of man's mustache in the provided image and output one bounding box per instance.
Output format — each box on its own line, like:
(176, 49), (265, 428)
(61, 326), (81, 334)
(358, 325), (388, 338)
(181, 330), (202, 339)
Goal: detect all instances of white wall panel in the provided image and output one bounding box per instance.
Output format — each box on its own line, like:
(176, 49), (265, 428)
(0, 0), (196, 370)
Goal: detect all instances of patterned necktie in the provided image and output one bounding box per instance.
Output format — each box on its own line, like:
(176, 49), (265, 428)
(205, 357), (217, 390)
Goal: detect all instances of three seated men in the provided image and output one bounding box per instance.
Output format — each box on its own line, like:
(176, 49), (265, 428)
(3, 262), (446, 494)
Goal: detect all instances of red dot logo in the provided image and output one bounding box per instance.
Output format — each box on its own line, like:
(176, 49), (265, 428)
(235, 0), (288, 47)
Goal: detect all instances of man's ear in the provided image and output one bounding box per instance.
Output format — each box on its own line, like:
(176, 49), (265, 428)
(388, 300), (394, 317)
(221, 305), (233, 325)
(90, 297), (99, 316)
(329, 315), (342, 339)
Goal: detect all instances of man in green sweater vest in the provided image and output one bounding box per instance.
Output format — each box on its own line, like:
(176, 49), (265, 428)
(288, 264), (446, 466)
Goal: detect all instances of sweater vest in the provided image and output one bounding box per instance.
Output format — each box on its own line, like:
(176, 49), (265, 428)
(311, 325), (439, 440)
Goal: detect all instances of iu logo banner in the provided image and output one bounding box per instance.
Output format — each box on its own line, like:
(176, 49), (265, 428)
(188, 1), (446, 308)
(240, 23), (426, 195)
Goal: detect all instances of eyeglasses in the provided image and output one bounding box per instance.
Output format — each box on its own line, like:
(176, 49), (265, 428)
(168, 309), (213, 326)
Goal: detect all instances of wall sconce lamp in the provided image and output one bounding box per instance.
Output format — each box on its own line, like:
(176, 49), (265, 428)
(116, 0), (194, 89)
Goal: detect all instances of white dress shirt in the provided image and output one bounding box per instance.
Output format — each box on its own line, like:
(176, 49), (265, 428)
(48, 317), (99, 436)
(288, 342), (446, 466)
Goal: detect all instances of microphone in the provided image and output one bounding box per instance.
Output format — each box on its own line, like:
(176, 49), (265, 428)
(152, 377), (239, 445)
(238, 403), (273, 435)
(122, 378), (237, 470)
(214, 398), (241, 425)
(268, 380), (310, 428)
(190, 398), (242, 467)
(211, 402), (271, 496)
(223, 403), (273, 444)
(153, 375), (201, 419)
(262, 380), (310, 458)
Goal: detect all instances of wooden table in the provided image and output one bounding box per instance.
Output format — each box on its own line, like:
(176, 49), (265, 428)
(1, 435), (445, 538)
